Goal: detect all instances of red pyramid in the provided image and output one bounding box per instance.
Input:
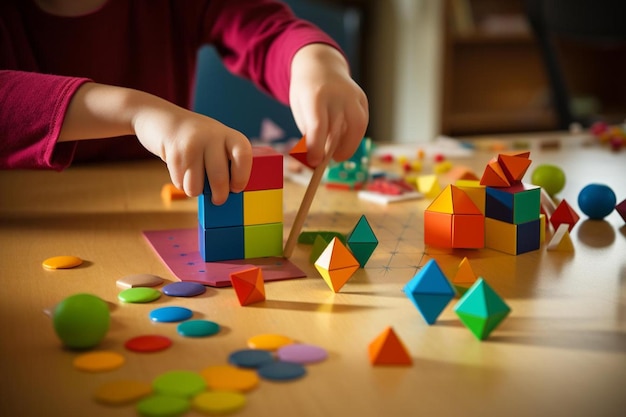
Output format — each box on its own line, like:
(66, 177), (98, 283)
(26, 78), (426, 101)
(230, 267), (266, 306)
(549, 199), (580, 232)
(289, 136), (314, 169)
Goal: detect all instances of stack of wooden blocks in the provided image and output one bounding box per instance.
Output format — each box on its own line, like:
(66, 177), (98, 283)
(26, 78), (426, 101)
(198, 146), (284, 262)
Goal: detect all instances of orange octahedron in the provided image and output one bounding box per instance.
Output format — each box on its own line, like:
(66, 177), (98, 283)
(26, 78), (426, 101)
(314, 237), (359, 293)
(480, 151), (531, 188)
(424, 184), (484, 248)
(230, 267), (266, 306)
(368, 326), (412, 366)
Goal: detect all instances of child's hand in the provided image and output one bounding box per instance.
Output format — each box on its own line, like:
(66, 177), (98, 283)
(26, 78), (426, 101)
(289, 44), (369, 167)
(133, 104), (252, 204)
(57, 83), (252, 204)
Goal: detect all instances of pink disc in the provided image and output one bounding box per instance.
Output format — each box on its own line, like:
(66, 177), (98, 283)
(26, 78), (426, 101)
(276, 343), (328, 364)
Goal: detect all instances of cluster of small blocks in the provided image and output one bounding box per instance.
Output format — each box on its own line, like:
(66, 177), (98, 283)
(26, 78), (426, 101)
(424, 151), (542, 255)
(198, 147), (284, 262)
(482, 152), (541, 255)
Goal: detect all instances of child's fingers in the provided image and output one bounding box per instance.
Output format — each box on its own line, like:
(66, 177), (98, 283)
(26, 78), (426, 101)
(182, 158), (205, 198)
(226, 136), (252, 193)
(303, 107), (329, 167)
(204, 147), (231, 206)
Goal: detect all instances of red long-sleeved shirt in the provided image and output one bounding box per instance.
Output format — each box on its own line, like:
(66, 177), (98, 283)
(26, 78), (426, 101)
(0, 0), (339, 169)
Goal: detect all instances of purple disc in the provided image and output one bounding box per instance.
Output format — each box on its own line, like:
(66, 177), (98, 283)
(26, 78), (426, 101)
(162, 282), (206, 297)
(276, 344), (328, 364)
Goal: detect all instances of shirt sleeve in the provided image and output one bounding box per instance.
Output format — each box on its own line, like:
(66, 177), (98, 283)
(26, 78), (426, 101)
(202, 0), (343, 104)
(0, 70), (90, 170)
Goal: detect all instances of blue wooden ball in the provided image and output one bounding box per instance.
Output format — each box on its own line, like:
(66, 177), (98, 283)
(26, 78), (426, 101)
(577, 183), (616, 219)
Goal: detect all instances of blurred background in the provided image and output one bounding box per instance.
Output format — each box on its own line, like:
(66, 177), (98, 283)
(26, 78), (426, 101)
(193, 0), (626, 144)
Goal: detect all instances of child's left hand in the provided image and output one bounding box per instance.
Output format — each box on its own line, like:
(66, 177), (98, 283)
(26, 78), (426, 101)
(289, 44), (369, 167)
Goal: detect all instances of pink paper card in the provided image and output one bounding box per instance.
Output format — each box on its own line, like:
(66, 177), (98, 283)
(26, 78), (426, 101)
(143, 228), (307, 287)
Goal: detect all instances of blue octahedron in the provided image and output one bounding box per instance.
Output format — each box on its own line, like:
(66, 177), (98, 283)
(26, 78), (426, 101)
(404, 259), (456, 325)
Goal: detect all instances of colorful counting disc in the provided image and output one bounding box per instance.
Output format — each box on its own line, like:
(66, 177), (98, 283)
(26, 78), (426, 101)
(42, 255), (83, 270)
(136, 395), (190, 417)
(257, 361), (307, 381)
(94, 380), (153, 405)
(192, 391), (246, 414)
(152, 371), (206, 398)
(125, 335), (172, 353)
(149, 306), (193, 323)
(177, 320), (220, 337)
(247, 333), (293, 351)
(228, 349), (275, 368)
(118, 287), (161, 303)
(162, 282), (206, 297)
(116, 273), (164, 289)
(200, 365), (259, 392)
(276, 343), (328, 364)
(73, 351), (125, 372)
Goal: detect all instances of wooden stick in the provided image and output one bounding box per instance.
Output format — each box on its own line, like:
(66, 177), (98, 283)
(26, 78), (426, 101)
(283, 148), (335, 258)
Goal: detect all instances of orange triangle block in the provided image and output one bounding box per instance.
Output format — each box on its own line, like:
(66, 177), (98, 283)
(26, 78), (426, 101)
(498, 154), (531, 182)
(230, 267), (266, 306)
(480, 160), (511, 187)
(451, 185), (482, 214)
(288, 136), (314, 169)
(368, 326), (412, 366)
(314, 237), (360, 292)
(453, 257), (478, 285)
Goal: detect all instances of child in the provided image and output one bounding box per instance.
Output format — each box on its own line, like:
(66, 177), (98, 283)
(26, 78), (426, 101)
(0, 0), (369, 205)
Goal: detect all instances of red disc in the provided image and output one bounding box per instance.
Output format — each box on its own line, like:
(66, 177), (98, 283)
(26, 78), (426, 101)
(125, 335), (172, 353)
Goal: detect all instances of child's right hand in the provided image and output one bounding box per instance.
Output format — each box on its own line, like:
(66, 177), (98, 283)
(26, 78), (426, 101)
(58, 82), (252, 204)
(132, 102), (252, 204)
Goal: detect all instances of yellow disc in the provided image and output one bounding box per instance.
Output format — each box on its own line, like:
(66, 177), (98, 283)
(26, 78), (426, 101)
(94, 379), (152, 405)
(42, 255), (83, 270)
(192, 391), (246, 414)
(73, 351), (125, 372)
(200, 365), (259, 392)
(246, 334), (293, 351)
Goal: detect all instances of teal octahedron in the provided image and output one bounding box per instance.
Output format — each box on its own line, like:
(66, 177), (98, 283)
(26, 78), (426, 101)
(454, 278), (511, 340)
(347, 215), (378, 267)
(404, 259), (455, 325)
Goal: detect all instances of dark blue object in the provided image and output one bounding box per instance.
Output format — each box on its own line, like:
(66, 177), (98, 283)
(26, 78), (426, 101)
(162, 282), (207, 297)
(578, 183), (616, 219)
(229, 349), (275, 368)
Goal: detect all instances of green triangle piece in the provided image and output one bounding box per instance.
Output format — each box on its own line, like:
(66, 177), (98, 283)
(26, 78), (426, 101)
(404, 259), (455, 295)
(347, 241), (377, 268)
(309, 235), (329, 264)
(347, 215), (378, 245)
(406, 293), (454, 325)
(455, 311), (488, 340)
(454, 278), (510, 317)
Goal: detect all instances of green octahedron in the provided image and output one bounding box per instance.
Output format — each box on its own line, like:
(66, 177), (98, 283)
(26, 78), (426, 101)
(346, 215), (378, 267)
(454, 278), (510, 340)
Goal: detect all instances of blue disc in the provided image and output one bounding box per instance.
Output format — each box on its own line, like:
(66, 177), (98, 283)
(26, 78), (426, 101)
(149, 306), (193, 323)
(578, 183), (616, 219)
(162, 282), (206, 297)
(177, 320), (220, 337)
(228, 349), (275, 369)
(257, 361), (307, 381)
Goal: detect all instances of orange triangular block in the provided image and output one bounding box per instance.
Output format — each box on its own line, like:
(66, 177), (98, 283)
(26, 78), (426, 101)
(314, 237), (360, 292)
(498, 154), (531, 182)
(480, 160), (511, 187)
(368, 326), (412, 366)
(230, 267), (266, 306)
(288, 136), (314, 169)
(546, 224), (574, 251)
(453, 257), (478, 285)
(451, 185), (482, 214)
(427, 185), (481, 215)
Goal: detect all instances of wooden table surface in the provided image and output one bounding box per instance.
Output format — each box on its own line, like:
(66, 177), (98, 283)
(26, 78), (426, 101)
(0, 136), (625, 417)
